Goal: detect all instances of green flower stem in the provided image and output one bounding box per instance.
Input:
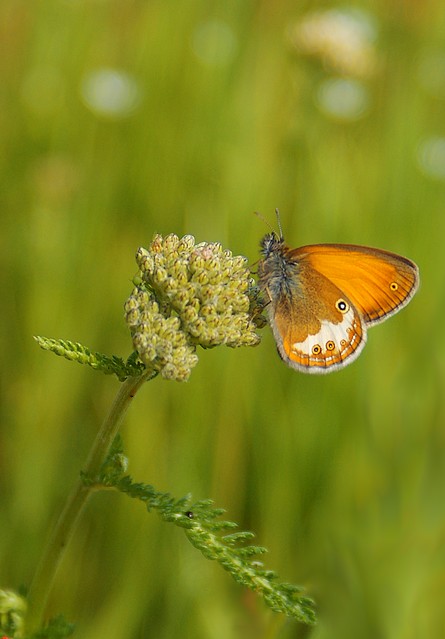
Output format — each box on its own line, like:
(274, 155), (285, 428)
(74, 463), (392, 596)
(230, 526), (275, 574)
(26, 372), (151, 633)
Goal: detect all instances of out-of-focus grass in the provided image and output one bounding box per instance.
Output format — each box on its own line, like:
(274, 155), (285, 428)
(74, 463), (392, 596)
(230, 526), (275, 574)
(1, 1), (445, 638)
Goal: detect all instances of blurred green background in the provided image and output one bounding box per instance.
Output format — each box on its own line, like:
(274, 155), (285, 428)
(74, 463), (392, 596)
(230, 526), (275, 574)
(1, 1), (444, 637)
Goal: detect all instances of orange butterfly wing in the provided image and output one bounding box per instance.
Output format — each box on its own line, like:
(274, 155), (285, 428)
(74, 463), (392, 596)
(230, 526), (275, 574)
(271, 266), (366, 372)
(291, 244), (419, 326)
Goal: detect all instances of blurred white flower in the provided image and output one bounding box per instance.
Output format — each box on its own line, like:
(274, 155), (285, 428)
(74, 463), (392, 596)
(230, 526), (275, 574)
(288, 8), (378, 78)
(80, 68), (141, 119)
(418, 137), (445, 180)
(191, 20), (237, 67)
(316, 77), (369, 120)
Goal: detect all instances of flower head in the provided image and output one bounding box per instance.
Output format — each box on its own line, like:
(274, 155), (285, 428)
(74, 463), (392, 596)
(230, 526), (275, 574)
(125, 234), (260, 381)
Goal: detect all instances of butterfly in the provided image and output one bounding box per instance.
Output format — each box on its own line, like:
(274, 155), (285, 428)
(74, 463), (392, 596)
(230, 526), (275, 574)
(257, 221), (419, 374)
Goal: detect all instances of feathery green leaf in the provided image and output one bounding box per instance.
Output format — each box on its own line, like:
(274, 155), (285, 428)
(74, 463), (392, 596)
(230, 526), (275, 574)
(34, 336), (147, 381)
(106, 472), (316, 625)
(29, 614), (75, 638)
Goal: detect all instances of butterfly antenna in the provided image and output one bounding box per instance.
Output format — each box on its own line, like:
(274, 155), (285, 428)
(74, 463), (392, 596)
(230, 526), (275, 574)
(254, 209), (284, 239)
(254, 210), (274, 232)
(275, 208), (284, 240)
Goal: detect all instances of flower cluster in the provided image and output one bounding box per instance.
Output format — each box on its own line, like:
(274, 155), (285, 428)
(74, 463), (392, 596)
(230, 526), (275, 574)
(125, 234), (260, 381)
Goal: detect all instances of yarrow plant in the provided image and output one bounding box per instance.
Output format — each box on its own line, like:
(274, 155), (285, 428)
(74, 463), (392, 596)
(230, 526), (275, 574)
(2, 234), (316, 638)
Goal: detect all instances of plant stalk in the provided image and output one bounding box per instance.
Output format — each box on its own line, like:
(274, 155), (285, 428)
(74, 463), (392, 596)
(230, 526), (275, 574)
(26, 373), (150, 633)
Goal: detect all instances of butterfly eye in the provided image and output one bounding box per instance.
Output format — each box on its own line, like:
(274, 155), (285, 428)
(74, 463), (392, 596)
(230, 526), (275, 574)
(335, 298), (349, 313)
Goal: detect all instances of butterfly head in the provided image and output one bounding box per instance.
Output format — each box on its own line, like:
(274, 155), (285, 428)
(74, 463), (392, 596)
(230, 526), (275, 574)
(256, 209), (285, 255)
(259, 231), (285, 260)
